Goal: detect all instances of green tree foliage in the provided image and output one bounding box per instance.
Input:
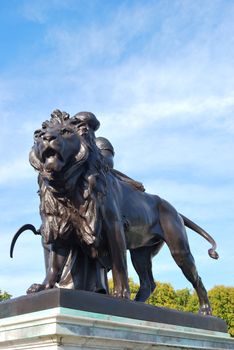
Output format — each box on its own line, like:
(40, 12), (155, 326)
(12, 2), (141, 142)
(185, 291), (199, 313)
(0, 290), (11, 301)
(208, 285), (234, 337)
(175, 288), (199, 313)
(147, 282), (177, 309)
(174, 288), (191, 311)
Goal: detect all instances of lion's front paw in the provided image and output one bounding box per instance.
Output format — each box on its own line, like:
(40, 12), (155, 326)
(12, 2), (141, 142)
(113, 288), (130, 299)
(26, 283), (46, 294)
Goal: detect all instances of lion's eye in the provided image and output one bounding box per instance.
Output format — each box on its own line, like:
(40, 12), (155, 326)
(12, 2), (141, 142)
(60, 128), (72, 135)
(70, 119), (79, 125)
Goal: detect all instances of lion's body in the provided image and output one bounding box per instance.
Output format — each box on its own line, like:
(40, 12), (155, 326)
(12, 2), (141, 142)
(104, 174), (163, 249)
(25, 110), (218, 315)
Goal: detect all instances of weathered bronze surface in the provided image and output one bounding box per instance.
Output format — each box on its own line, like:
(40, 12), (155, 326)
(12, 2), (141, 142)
(10, 110), (219, 315)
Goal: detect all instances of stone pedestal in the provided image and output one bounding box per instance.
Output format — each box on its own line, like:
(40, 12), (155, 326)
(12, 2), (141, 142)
(0, 289), (233, 350)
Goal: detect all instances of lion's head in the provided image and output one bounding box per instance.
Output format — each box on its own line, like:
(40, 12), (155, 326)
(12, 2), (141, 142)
(29, 110), (85, 176)
(30, 110), (102, 181)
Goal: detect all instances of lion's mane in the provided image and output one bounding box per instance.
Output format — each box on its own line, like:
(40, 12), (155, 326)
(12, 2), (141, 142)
(33, 111), (108, 256)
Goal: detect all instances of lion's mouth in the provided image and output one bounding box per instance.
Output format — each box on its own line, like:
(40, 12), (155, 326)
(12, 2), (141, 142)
(42, 147), (63, 163)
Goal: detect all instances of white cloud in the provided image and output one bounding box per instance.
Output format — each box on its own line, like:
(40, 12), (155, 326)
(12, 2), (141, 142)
(109, 126), (234, 188)
(44, 3), (156, 66)
(145, 179), (234, 221)
(99, 94), (234, 134)
(0, 158), (33, 185)
(20, 0), (74, 23)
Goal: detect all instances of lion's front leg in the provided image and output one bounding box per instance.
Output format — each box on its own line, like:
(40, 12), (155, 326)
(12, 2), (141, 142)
(27, 240), (69, 294)
(112, 266), (130, 299)
(104, 219), (130, 299)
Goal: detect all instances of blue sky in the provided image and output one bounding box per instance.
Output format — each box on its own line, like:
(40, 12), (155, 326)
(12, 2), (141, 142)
(0, 0), (233, 297)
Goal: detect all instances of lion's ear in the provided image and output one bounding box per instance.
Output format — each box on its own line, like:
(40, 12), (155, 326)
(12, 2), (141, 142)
(29, 149), (42, 171)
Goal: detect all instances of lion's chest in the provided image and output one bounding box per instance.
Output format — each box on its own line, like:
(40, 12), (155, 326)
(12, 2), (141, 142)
(40, 187), (100, 248)
(40, 189), (74, 243)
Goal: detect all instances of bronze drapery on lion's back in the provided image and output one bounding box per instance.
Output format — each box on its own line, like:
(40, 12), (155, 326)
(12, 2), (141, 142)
(11, 109), (219, 316)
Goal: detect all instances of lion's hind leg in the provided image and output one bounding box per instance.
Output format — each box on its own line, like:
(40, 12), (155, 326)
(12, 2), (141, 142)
(130, 243), (163, 302)
(158, 200), (212, 315)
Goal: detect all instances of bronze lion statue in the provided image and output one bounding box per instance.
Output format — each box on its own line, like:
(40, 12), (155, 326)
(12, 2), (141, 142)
(11, 109), (219, 315)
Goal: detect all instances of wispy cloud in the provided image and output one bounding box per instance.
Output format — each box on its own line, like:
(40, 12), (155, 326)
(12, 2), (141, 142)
(0, 158), (33, 185)
(20, 0), (74, 23)
(44, 3), (156, 66)
(145, 179), (234, 221)
(100, 94), (234, 134)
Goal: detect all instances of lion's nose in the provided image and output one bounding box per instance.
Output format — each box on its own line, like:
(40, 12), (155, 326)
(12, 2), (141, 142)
(43, 132), (57, 142)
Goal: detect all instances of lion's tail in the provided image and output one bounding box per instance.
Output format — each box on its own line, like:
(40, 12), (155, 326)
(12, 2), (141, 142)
(180, 214), (219, 260)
